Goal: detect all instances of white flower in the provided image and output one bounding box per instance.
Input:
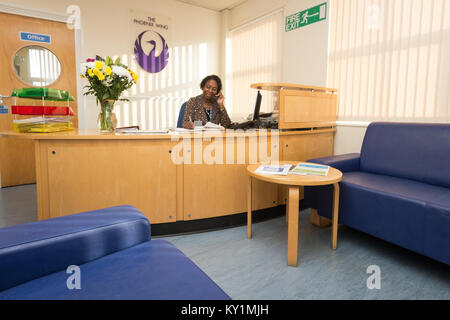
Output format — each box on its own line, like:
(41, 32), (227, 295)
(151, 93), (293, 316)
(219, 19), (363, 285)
(80, 62), (96, 74)
(111, 65), (132, 81)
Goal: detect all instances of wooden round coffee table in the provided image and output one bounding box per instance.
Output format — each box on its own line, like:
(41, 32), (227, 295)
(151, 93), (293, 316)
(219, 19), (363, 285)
(247, 161), (342, 267)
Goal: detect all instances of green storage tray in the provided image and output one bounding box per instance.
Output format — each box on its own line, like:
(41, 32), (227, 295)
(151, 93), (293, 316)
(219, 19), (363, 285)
(11, 88), (75, 101)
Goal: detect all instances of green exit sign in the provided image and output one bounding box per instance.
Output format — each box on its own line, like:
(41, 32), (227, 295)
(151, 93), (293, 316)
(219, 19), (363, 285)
(285, 2), (327, 32)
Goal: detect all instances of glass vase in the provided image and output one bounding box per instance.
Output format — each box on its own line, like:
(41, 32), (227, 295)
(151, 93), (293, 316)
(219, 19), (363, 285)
(98, 99), (117, 132)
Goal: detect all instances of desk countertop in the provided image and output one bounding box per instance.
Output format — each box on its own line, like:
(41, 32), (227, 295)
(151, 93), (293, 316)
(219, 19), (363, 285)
(0, 127), (336, 140)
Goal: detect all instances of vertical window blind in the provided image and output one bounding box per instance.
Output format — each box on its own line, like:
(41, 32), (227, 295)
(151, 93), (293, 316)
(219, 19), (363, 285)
(228, 10), (283, 119)
(328, 0), (450, 123)
(28, 47), (61, 86)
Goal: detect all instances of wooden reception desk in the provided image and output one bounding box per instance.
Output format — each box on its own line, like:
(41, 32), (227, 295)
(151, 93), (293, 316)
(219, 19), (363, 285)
(0, 128), (335, 224)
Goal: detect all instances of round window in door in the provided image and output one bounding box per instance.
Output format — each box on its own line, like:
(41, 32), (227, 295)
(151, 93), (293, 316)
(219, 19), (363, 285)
(13, 45), (61, 86)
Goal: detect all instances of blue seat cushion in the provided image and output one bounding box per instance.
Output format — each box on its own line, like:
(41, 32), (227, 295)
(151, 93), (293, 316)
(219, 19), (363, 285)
(0, 205), (150, 291)
(0, 239), (231, 300)
(305, 172), (450, 264)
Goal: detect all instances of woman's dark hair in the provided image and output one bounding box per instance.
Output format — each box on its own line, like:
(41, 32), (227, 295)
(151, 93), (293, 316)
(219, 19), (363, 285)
(200, 75), (222, 93)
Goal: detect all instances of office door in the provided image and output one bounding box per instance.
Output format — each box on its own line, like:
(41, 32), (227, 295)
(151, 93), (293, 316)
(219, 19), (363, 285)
(0, 12), (77, 187)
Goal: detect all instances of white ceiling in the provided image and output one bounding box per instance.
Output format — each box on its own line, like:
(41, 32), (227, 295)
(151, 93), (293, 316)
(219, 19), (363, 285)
(176, 0), (247, 12)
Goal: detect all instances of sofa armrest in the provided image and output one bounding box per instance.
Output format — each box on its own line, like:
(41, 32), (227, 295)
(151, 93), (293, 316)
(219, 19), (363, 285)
(307, 153), (360, 173)
(0, 205), (150, 291)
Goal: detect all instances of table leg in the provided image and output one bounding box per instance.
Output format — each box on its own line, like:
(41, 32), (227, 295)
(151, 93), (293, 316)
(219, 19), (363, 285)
(286, 189), (290, 224)
(287, 186), (300, 267)
(247, 176), (252, 239)
(332, 183), (340, 250)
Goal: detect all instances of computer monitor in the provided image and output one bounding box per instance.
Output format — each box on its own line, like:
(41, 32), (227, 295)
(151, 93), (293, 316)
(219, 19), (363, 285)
(252, 90), (262, 121)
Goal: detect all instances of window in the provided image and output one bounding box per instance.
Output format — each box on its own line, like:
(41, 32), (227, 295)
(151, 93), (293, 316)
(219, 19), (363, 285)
(328, 0), (450, 123)
(227, 10), (283, 119)
(28, 47), (61, 86)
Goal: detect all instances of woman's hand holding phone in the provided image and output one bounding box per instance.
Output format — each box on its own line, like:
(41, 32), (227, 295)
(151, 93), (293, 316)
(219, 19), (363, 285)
(216, 92), (225, 110)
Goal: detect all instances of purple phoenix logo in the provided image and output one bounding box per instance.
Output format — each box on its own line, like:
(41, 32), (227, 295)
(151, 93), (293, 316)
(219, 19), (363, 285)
(134, 30), (169, 73)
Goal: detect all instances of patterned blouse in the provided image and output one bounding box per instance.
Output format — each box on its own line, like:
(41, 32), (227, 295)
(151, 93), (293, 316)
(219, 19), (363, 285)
(182, 94), (232, 129)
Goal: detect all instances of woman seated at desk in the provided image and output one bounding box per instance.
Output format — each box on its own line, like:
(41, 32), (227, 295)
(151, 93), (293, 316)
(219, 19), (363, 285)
(182, 75), (232, 129)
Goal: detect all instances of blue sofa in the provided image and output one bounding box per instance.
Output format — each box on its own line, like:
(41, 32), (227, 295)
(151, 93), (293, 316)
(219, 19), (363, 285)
(304, 122), (450, 265)
(0, 205), (230, 300)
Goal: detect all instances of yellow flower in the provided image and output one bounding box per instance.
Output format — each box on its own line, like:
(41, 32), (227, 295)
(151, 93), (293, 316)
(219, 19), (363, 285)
(80, 74), (85, 79)
(95, 61), (104, 70)
(127, 69), (138, 83)
(87, 69), (94, 77)
(105, 66), (112, 76)
(96, 71), (105, 81)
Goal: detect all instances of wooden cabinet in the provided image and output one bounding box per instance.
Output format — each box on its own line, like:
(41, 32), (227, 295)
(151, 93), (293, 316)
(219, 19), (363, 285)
(36, 138), (177, 224)
(280, 131), (334, 161)
(251, 83), (338, 130)
(183, 133), (279, 221)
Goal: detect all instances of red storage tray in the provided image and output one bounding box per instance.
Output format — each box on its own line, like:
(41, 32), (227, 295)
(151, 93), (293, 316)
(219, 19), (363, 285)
(11, 105), (74, 116)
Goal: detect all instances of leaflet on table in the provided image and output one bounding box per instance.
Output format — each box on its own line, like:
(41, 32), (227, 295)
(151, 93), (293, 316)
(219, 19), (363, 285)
(290, 163), (330, 176)
(254, 164), (293, 176)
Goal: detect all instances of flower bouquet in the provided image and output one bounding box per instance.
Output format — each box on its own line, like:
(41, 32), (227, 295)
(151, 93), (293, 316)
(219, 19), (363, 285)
(80, 55), (138, 131)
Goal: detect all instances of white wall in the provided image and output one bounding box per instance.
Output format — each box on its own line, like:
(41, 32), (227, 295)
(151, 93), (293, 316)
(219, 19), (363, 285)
(5, 0), (221, 129)
(333, 124), (367, 155)
(282, 0), (329, 86)
(229, 0), (286, 30)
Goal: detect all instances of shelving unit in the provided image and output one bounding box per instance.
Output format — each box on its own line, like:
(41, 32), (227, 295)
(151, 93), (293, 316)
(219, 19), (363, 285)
(9, 88), (75, 133)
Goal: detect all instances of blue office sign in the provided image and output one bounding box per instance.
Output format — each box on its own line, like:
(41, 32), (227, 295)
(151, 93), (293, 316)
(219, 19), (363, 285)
(0, 105), (8, 114)
(20, 31), (51, 44)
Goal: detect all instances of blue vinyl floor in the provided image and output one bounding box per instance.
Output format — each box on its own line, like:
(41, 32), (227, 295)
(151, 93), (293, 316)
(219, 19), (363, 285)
(1, 184), (449, 300)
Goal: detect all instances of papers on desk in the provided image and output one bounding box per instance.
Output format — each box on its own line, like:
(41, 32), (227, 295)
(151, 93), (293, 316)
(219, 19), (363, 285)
(13, 116), (69, 124)
(254, 164), (293, 176)
(172, 122), (225, 132)
(202, 122), (225, 130)
(290, 163), (330, 176)
(116, 128), (169, 134)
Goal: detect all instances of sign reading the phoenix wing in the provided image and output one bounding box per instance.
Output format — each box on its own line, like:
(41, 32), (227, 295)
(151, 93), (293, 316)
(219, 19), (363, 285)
(285, 2), (327, 32)
(131, 11), (170, 73)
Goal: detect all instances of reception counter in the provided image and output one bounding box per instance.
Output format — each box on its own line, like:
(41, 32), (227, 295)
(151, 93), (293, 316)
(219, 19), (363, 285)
(0, 128), (335, 226)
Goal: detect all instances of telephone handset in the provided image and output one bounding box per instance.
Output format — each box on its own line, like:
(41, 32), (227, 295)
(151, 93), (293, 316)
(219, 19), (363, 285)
(211, 93), (220, 102)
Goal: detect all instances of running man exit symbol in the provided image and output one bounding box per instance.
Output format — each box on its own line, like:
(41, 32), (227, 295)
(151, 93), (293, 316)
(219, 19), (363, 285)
(286, 2), (327, 32)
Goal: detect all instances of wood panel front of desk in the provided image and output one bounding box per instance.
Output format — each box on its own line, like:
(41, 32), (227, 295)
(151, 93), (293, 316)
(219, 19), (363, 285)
(35, 139), (178, 223)
(183, 133), (280, 221)
(33, 130), (334, 224)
